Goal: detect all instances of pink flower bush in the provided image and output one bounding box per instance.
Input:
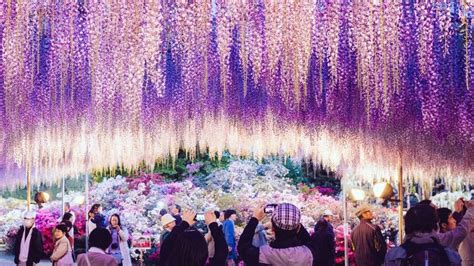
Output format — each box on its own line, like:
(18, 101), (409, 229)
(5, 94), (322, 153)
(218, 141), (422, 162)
(35, 208), (61, 254)
(126, 173), (165, 195)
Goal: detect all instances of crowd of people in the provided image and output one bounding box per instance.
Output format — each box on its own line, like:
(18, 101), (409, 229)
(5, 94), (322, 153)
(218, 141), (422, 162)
(11, 197), (474, 266)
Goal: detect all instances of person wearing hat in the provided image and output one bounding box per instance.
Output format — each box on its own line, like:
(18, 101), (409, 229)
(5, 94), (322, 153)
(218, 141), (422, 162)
(317, 210), (335, 237)
(311, 210), (336, 266)
(351, 204), (386, 266)
(238, 203), (316, 266)
(14, 211), (44, 266)
(160, 213), (177, 244)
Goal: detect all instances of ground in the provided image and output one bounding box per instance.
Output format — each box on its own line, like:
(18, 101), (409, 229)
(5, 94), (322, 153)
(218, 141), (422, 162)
(0, 250), (50, 266)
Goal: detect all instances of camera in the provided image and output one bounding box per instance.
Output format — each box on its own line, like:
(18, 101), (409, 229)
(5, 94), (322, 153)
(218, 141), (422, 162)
(264, 204), (278, 214)
(194, 214), (205, 221)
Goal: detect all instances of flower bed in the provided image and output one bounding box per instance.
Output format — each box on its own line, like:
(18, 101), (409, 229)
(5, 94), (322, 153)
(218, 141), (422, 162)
(1, 159), (400, 262)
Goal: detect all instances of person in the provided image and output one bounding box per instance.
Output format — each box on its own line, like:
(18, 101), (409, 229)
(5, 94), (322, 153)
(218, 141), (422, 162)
(14, 211), (44, 266)
(238, 203), (316, 266)
(385, 203), (462, 266)
(322, 210), (334, 224)
(311, 218), (335, 266)
(219, 211), (225, 226)
(170, 204), (183, 225)
(87, 204), (102, 235)
(421, 198), (474, 250)
(158, 210), (227, 266)
(63, 203), (76, 225)
(77, 228), (118, 266)
(223, 209), (238, 265)
(160, 214), (176, 244)
(59, 220), (74, 249)
(438, 208), (458, 233)
(252, 223), (268, 248)
(50, 224), (74, 266)
(452, 199), (474, 266)
(334, 224), (355, 266)
(205, 211), (223, 260)
(107, 214), (132, 266)
(61, 213), (75, 242)
(159, 208), (168, 216)
(350, 204), (386, 266)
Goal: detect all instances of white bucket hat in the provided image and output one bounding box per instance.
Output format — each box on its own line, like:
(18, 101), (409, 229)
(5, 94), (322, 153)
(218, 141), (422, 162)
(23, 211), (36, 219)
(161, 214), (176, 226)
(322, 210), (334, 217)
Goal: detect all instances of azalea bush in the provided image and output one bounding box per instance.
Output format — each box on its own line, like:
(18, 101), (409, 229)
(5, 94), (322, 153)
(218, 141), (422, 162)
(1, 157), (398, 258)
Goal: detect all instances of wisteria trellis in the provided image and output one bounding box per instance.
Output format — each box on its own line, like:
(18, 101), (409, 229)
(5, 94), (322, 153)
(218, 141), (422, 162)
(0, 0), (473, 186)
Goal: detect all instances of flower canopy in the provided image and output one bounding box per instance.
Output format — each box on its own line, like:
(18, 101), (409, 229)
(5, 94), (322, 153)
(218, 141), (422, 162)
(0, 1), (473, 185)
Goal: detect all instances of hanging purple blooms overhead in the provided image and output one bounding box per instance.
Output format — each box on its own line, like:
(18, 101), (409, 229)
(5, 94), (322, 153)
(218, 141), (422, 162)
(0, 1), (473, 185)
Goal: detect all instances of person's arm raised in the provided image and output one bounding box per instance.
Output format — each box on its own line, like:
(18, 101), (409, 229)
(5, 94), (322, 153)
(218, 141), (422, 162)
(206, 211), (228, 266)
(238, 205), (265, 265)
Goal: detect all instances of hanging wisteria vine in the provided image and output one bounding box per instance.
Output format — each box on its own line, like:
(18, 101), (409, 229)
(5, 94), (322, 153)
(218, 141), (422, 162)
(0, 0), (473, 185)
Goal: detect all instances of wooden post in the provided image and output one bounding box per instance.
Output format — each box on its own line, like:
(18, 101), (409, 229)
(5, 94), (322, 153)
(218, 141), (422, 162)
(26, 162), (31, 211)
(397, 153), (404, 244)
(85, 173), (89, 251)
(62, 176), (65, 216)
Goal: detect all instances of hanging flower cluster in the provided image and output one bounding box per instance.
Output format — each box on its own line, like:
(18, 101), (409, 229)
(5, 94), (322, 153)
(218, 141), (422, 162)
(0, 1), (472, 185)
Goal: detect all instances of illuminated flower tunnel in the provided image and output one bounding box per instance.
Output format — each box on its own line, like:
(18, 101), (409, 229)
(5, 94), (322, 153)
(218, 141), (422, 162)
(0, 1), (473, 186)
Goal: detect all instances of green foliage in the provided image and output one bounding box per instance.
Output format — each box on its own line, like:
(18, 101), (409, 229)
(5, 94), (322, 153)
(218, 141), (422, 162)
(1, 177), (85, 200)
(282, 159), (341, 195)
(90, 149), (233, 183)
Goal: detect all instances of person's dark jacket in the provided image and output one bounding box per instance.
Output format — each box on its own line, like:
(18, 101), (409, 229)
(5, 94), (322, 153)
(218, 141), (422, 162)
(238, 217), (317, 266)
(311, 219), (335, 266)
(157, 221), (227, 266)
(351, 220), (387, 266)
(14, 226), (44, 266)
(173, 214), (182, 225)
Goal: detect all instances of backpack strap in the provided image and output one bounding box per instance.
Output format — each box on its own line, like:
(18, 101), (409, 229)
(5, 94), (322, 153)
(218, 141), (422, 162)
(401, 238), (450, 266)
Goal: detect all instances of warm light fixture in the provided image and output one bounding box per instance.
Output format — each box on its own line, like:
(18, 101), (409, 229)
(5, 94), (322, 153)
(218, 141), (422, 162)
(373, 182), (394, 200)
(34, 191), (50, 209)
(349, 188), (366, 201)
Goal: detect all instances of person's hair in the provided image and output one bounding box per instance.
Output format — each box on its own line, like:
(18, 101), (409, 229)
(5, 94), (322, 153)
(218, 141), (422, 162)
(60, 220), (72, 238)
(55, 224), (68, 234)
(166, 229), (208, 266)
(437, 208), (452, 229)
(89, 228), (112, 251)
(89, 203), (101, 214)
(315, 219), (328, 232)
(224, 209), (236, 220)
(65, 202), (71, 209)
(271, 220), (298, 240)
(60, 220), (72, 231)
(405, 204), (439, 235)
(418, 200), (432, 206)
(160, 208), (168, 216)
(109, 213), (122, 227)
(62, 212), (73, 222)
(175, 204), (182, 213)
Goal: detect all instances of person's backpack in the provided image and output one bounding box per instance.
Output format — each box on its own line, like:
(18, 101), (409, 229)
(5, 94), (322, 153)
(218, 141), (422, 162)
(400, 238), (450, 266)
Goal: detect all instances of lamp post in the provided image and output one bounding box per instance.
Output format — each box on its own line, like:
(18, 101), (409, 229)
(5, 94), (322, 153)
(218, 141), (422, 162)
(397, 153), (404, 244)
(343, 181), (367, 266)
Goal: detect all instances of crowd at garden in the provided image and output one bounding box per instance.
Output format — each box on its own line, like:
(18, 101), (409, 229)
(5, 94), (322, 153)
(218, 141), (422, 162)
(12, 197), (474, 266)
